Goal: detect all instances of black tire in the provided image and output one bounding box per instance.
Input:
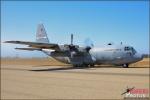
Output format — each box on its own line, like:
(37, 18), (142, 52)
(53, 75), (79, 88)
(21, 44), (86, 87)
(82, 64), (88, 67)
(90, 64), (95, 67)
(122, 64), (129, 68)
(73, 64), (78, 68)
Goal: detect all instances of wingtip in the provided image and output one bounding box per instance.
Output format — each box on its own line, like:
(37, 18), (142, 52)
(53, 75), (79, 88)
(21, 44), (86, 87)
(3, 41), (13, 43)
(3, 41), (9, 43)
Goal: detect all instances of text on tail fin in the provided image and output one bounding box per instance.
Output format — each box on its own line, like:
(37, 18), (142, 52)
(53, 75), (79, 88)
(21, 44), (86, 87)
(36, 24), (49, 43)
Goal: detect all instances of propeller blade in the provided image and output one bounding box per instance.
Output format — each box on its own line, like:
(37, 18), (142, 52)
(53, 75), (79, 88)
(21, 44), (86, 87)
(84, 38), (94, 48)
(71, 34), (73, 45)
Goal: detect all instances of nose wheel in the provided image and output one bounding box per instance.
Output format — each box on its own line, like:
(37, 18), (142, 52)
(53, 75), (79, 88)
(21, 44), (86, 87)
(122, 64), (129, 68)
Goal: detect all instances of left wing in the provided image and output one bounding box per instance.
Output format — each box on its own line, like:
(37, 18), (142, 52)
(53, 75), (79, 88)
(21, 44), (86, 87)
(4, 40), (60, 51)
(15, 47), (42, 51)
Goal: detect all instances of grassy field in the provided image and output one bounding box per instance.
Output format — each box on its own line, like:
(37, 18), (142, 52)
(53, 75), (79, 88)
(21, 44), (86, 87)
(1, 57), (149, 67)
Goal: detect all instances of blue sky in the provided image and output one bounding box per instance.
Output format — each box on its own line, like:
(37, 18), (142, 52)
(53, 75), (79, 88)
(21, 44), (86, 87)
(1, 1), (149, 57)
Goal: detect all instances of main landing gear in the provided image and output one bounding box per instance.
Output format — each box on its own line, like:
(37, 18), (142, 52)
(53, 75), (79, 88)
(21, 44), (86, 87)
(73, 64), (95, 68)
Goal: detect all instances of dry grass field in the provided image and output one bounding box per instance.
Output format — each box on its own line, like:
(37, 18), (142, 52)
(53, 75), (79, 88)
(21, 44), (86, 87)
(1, 58), (149, 99)
(130, 58), (149, 67)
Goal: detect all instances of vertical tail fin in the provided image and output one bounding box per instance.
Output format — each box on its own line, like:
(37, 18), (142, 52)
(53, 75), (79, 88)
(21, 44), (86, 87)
(36, 24), (49, 43)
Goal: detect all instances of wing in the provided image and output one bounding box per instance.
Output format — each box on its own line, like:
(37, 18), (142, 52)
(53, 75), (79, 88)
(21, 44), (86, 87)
(4, 40), (60, 51)
(15, 47), (42, 51)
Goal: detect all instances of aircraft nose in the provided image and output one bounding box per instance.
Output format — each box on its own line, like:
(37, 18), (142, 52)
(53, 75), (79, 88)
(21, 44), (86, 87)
(134, 53), (143, 61)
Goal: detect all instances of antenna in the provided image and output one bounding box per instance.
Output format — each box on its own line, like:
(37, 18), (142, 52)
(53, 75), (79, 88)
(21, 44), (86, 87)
(71, 34), (73, 45)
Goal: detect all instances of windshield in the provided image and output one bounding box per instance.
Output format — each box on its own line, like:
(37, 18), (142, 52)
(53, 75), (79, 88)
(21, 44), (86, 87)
(124, 46), (131, 51)
(131, 47), (137, 54)
(124, 46), (136, 55)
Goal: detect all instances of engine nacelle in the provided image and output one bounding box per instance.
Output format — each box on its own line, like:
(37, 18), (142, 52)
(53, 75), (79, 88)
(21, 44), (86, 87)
(70, 51), (77, 58)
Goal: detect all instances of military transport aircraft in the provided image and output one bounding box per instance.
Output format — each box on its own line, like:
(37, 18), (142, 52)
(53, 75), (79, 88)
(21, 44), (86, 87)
(4, 24), (143, 68)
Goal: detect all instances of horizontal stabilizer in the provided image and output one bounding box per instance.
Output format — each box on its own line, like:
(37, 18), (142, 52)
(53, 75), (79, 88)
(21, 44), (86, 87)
(15, 47), (42, 51)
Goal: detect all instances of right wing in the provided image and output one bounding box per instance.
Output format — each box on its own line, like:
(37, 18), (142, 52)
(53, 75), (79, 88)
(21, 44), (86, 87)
(4, 40), (60, 51)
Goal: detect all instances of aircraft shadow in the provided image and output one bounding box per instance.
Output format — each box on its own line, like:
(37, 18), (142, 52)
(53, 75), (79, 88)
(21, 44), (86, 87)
(29, 64), (149, 72)
(29, 66), (90, 72)
(29, 66), (149, 77)
(32, 64), (71, 67)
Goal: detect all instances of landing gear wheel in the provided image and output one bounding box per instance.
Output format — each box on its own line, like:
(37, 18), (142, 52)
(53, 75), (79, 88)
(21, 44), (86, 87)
(73, 64), (78, 68)
(82, 64), (88, 67)
(90, 64), (95, 67)
(122, 64), (129, 68)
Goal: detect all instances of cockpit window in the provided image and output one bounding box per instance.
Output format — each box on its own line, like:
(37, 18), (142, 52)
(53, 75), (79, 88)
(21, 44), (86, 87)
(124, 46), (137, 55)
(131, 47), (137, 54)
(124, 47), (130, 51)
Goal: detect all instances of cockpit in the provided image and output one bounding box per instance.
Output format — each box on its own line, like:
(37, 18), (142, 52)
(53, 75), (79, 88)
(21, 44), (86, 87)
(124, 46), (137, 55)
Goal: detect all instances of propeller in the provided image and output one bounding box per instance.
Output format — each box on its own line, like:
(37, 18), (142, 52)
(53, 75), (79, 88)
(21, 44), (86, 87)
(84, 38), (94, 52)
(68, 35), (94, 58)
(71, 34), (73, 45)
(69, 34), (78, 58)
(69, 34), (76, 50)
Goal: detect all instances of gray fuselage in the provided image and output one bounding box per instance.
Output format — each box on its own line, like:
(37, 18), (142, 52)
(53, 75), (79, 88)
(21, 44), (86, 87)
(42, 44), (143, 66)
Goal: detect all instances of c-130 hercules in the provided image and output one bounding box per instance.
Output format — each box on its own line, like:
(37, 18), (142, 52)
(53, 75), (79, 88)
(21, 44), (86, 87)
(5, 24), (143, 68)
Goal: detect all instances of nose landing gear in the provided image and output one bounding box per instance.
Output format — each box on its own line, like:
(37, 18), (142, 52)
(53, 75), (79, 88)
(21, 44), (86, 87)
(122, 64), (129, 68)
